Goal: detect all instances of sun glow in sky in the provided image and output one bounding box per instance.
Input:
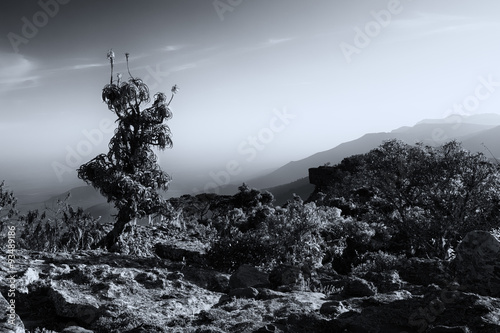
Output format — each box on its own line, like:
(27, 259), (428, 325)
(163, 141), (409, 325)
(2, 0), (500, 198)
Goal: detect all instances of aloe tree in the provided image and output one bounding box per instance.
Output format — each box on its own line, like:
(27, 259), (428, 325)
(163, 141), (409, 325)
(78, 50), (178, 250)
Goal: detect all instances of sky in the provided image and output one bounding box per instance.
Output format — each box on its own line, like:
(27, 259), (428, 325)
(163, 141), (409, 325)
(2, 0), (500, 200)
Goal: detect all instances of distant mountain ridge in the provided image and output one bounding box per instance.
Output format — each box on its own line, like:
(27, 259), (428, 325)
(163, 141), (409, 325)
(247, 113), (500, 190)
(20, 113), (500, 218)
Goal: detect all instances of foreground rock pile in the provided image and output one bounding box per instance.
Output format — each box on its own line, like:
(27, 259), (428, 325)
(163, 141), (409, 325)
(0, 228), (499, 332)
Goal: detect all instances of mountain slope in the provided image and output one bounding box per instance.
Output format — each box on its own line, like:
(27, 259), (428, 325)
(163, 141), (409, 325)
(247, 116), (500, 189)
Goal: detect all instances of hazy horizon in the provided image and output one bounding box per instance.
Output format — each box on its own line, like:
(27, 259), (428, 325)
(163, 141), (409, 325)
(2, 0), (500, 201)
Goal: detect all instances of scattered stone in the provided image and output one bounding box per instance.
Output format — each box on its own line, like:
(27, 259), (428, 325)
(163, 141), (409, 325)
(454, 230), (500, 297)
(229, 265), (270, 289)
(342, 276), (377, 297)
(0, 293), (24, 333)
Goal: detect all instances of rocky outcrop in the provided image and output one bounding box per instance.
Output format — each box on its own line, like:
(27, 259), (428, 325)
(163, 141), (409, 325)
(308, 166), (336, 187)
(454, 230), (500, 297)
(1, 229), (499, 332)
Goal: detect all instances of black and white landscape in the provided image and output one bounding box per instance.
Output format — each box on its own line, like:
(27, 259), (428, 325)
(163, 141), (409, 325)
(1, 1), (500, 332)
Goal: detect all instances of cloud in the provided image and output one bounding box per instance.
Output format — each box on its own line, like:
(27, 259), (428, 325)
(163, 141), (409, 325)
(266, 37), (294, 46)
(0, 53), (38, 93)
(163, 45), (186, 52)
(71, 63), (105, 70)
(392, 11), (500, 37)
(170, 63), (197, 72)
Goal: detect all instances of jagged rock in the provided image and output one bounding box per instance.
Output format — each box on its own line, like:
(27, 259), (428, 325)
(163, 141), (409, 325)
(269, 265), (304, 291)
(342, 276), (377, 297)
(48, 280), (101, 325)
(154, 241), (206, 264)
(229, 287), (259, 299)
(229, 265), (270, 289)
(0, 292), (24, 333)
(454, 230), (500, 297)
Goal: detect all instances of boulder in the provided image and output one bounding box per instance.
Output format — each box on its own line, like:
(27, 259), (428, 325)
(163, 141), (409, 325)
(49, 280), (101, 325)
(342, 276), (377, 297)
(229, 265), (270, 289)
(454, 230), (500, 297)
(269, 265), (304, 291)
(0, 293), (24, 333)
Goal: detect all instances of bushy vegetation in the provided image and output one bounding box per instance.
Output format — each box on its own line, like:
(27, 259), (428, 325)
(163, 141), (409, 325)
(314, 140), (500, 259)
(207, 189), (329, 272)
(17, 196), (106, 252)
(0, 182), (106, 252)
(2, 139), (499, 277)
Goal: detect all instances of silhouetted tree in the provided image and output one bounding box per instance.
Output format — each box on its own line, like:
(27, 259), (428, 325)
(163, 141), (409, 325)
(78, 50), (178, 250)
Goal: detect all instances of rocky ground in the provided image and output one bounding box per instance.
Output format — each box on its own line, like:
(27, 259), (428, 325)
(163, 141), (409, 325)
(1, 226), (500, 333)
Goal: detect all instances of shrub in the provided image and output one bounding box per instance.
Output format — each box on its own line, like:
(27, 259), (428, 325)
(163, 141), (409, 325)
(316, 140), (500, 259)
(18, 196), (106, 252)
(207, 193), (334, 272)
